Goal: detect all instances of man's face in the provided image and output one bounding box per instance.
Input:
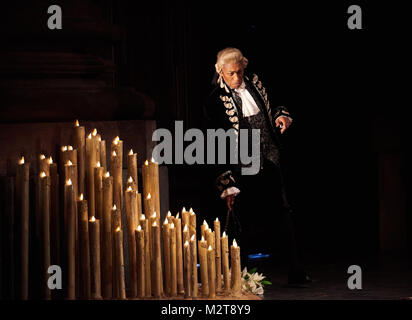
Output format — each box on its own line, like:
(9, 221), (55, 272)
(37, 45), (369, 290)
(220, 63), (244, 89)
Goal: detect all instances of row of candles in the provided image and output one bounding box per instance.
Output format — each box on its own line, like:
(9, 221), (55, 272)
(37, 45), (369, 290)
(12, 120), (242, 299)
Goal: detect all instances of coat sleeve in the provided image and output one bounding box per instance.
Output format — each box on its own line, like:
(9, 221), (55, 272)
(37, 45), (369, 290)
(202, 92), (241, 198)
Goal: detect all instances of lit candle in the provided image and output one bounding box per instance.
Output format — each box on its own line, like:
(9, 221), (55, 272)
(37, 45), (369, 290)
(183, 224), (190, 246)
(198, 235), (209, 297)
(207, 245), (216, 298)
(65, 179), (76, 299)
(38, 153), (50, 176)
(201, 220), (209, 240)
(49, 156), (60, 270)
(94, 162), (104, 219)
(125, 186), (138, 297)
(77, 195), (91, 299)
(99, 139), (107, 172)
(207, 228), (215, 251)
(140, 215), (151, 296)
(89, 216), (102, 299)
(221, 232), (230, 293)
(181, 207), (189, 231)
(190, 234), (198, 298)
(173, 214), (184, 294)
(189, 208), (196, 240)
(114, 227), (126, 299)
(85, 129), (100, 219)
(72, 119), (85, 196)
(230, 239), (242, 296)
(110, 136), (123, 213)
(16, 156), (29, 299)
(143, 193), (155, 219)
(162, 217), (171, 296)
(183, 240), (192, 298)
(169, 223), (177, 297)
(142, 159), (160, 221)
(40, 171), (51, 299)
(135, 225), (145, 298)
(127, 149), (138, 191)
(101, 172), (113, 299)
(214, 217), (222, 292)
(152, 221), (162, 297)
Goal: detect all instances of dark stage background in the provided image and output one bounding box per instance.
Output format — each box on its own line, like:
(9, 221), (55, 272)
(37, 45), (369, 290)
(0, 0), (409, 266)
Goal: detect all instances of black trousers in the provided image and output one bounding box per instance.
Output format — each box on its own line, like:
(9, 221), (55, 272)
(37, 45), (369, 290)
(225, 160), (304, 274)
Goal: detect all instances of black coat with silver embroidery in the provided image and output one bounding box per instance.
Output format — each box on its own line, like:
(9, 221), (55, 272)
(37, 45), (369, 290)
(202, 72), (291, 194)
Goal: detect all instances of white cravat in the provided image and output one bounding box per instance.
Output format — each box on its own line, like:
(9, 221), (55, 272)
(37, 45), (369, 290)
(234, 81), (261, 117)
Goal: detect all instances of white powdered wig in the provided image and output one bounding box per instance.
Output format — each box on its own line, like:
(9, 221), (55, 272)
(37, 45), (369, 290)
(215, 47), (249, 80)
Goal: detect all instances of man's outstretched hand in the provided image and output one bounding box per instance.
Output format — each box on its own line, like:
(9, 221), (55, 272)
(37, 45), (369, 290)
(225, 194), (235, 211)
(275, 116), (292, 134)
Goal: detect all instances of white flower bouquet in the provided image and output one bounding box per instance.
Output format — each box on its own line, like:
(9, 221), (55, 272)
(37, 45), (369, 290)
(241, 267), (272, 296)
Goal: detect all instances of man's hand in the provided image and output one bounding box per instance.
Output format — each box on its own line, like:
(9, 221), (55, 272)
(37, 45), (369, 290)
(275, 116), (292, 134)
(225, 194), (235, 211)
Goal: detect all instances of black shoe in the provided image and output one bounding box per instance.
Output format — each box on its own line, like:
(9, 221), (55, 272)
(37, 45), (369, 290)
(287, 272), (312, 288)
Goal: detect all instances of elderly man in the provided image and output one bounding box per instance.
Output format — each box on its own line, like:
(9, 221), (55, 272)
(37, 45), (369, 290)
(203, 47), (311, 286)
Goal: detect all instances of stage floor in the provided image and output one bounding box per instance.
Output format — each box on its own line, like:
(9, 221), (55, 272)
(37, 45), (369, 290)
(246, 254), (412, 300)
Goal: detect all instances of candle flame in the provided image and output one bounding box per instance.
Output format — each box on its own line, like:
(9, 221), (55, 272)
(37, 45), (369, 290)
(79, 193), (84, 201)
(170, 223), (175, 229)
(222, 231), (227, 238)
(39, 154), (46, 160)
(112, 151), (117, 157)
(68, 145), (73, 151)
(163, 218), (168, 225)
(182, 207), (186, 212)
(105, 172), (110, 177)
(141, 214), (146, 220)
(127, 186), (132, 192)
(233, 239), (238, 248)
(144, 160), (149, 166)
(90, 216), (96, 222)
(61, 146), (68, 151)
(87, 133), (92, 139)
(215, 217), (219, 222)
(150, 157), (156, 163)
(183, 225), (188, 232)
(18, 156), (25, 165)
(152, 221), (157, 227)
(189, 208), (194, 213)
(116, 226), (121, 232)
(146, 193), (151, 199)
(113, 136), (120, 145)
(203, 220), (207, 225)
(201, 235), (205, 241)
(66, 179), (72, 186)
(112, 204), (117, 210)
(137, 225), (142, 231)
(167, 211), (171, 217)
(48, 156), (53, 164)
(190, 234), (194, 241)
(98, 136), (102, 142)
(208, 245), (212, 251)
(40, 171), (46, 178)
(97, 161), (101, 167)
(152, 211), (157, 218)
(176, 212), (180, 219)
(66, 160), (72, 166)
(128, 176), (133, 183)
(75, 119), (79, 127)
(184, 241), (189, 247)
(129, 149), (133, 155)
(92, 128), (97, 136)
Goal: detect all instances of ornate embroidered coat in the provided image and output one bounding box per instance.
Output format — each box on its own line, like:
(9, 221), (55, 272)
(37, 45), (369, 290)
(203, 72), (291, 195)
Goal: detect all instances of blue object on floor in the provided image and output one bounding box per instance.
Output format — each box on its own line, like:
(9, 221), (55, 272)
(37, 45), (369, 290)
(248, 253), (270, 259)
